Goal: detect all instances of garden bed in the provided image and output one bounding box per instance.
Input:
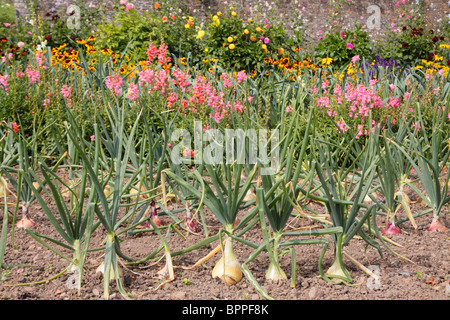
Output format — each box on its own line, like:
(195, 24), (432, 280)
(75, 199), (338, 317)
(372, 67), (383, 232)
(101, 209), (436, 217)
(1, 189), (448, 301)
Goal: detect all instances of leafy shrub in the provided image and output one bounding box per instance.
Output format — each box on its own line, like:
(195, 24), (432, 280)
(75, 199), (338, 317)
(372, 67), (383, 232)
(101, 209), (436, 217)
(375, 0), (445, 66)
(36, 0), (106, 49)
(314, 24), (374, 68)
(0, 1), (16, 24)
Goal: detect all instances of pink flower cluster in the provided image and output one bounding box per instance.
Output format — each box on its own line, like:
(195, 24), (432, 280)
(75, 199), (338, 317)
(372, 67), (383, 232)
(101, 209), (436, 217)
(127, 83), (139, 101)
(315, 81), (404, 139)
(105, 74), (123, 97)
(0, 74), (9, 91)
(146, 40), (171, 66)
(61, 85), (72, 107)
(26, 68), (40, 84)
(138, 69), (169, 95)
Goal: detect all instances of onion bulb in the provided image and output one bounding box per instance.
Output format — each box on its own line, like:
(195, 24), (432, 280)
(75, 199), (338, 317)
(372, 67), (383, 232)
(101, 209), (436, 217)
(243, 189), (256, 202)
(104, 184), (111, 198)
(95, 261), (122, 281)
(16, 205), (35, 229)
(61, 179), (81, 198)
(185, 215), (199, 233)
(16, 216), (36, 229)
(129, 183), (148, 202)
(265, 232), (287, 281)
(211, 238), (242, 285)
(326, 259), (349, 281)
(145, 200), (164, 227)
(326, 235), (351, 283)
(265, 261), (287, 281)
(427, 217), (447, 232)
(184, 204), (199, 233)
(381, 222), (402, 234)
(31, 181), (43, 196)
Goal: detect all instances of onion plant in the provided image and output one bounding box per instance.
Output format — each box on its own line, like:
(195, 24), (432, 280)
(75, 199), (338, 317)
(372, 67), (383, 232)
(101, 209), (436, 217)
(246, 108), (314, 283)
(24, 164), (98, 294)
(247, 113), (344, 297)
(65, 95), (151, 298)
(164, 160), (258, 285)
(392, 103), (450, 231)
(311, 120), (379, 284)
(374, 119), (418, 234)
(0, 123), (19, 270)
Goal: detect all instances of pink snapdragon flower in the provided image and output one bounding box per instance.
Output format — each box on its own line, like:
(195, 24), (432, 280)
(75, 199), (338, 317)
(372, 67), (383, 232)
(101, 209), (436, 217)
(61, 85), (71, 99)
(221, 73), (233, 88)
(127, 83), (139, 101)
(352, 55), (360, 64)
(26, 68), (40, 84)
(336, 120), (348, 133)
(236, 71), (247, 83)
(105, 74), (123, 97)
(0, 74), (9, 91)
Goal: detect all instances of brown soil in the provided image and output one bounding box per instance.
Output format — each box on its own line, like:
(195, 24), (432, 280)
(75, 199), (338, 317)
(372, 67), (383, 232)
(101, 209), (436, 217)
(0, 183), (449, 301)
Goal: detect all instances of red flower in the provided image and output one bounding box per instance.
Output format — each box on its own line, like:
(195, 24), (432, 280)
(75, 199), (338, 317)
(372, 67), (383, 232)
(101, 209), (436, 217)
(11, 122), (19, 133)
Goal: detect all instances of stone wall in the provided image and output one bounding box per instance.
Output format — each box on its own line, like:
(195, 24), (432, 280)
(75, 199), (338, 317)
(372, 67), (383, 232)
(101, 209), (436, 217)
(13, 0), (450, 40)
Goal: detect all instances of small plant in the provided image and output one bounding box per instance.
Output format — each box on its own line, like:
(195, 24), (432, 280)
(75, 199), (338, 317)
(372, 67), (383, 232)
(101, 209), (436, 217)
(1, 269), (11, 281)
(416, 271), (423, 280)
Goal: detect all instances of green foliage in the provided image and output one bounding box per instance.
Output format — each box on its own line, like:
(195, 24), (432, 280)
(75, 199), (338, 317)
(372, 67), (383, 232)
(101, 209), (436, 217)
(0, 1), (15, 24)
(375, 0), (444, 65)
(314, 24), (374, 68)
(202, 8), (307, 73)
(99, 9), (156, 62)
(28, 0), (106, 49)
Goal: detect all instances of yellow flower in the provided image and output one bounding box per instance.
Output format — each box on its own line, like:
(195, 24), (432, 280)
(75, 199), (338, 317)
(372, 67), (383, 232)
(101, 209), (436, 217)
(434, 55), (444, 61)
(231, 11), (237, 16)
(217, 11), (222, 16)
(212, 15), (218, 21)
(321, 58), (333, 65)
(439, 44), (450, 49)
(185, 24), (190, 29)
(196, 30), (206, 39)
(229, 44), (235, 50)
(227, 36), (233, 43)
(261, 44), (267, 50)
(248, 18), (252, 22)
(244, 29), (249, 34)
(204, 48), (209, 53)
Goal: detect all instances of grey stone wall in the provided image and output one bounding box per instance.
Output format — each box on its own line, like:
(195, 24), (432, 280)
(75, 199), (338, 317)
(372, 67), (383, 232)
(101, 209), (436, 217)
(13, 0), (450, 40)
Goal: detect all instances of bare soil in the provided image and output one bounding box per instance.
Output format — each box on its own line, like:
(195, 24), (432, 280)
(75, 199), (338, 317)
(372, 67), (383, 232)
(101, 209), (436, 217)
(0, 182), (449, 301)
